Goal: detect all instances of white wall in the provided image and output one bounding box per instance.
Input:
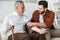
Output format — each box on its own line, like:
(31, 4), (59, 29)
(0, 1), (37, 23)
(0, 1), (15, 23)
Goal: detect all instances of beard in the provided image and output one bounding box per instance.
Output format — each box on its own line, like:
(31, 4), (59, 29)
(40, 10), (45, 14)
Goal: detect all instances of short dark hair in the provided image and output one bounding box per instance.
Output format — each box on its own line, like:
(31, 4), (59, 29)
(38, 1), (48, 8)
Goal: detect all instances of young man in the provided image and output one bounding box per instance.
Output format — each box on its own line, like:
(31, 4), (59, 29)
(27, 1), (55, 40)
(28, 1), (55, 34)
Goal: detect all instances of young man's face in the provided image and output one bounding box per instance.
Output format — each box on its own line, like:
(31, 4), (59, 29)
(17, 3), (25, 14)
(38, 5), (45, 14)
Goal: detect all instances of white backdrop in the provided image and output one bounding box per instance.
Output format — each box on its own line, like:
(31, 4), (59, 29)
(0, 1), (37, 23)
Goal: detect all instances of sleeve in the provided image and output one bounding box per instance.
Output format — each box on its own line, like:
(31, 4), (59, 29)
(30, 10), (37, 22)
(24, 15), (31, 24)
(44, 11), (55, 27)
(1, 16), (9, 32)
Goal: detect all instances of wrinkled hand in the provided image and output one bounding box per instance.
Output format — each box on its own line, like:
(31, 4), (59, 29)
(7, 25), (14, 30)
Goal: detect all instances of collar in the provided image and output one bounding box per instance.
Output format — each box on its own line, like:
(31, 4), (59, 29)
(13, 11), (24, 16)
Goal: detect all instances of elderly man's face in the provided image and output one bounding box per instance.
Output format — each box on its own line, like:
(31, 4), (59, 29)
(16, 3), (25, 14)
(38, 5), (45, 14)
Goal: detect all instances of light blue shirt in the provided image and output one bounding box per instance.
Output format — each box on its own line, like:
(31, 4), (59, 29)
(1, 12), (29, 36)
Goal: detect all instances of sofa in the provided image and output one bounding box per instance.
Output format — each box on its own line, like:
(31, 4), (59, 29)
(0, 22), (60, 40)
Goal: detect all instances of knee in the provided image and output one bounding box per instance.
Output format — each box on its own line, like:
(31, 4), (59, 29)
(45, 31), (51, 37)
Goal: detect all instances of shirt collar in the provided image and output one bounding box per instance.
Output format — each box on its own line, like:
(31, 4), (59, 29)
(13, 11), (24, 16)
(13, 11), (19, 16)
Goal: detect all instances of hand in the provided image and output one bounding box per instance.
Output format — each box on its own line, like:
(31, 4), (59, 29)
(27, 22), (36, 28)
(7, 25), (14, 30)
(31, 27), (47, 34)
(39, 28), (47, 34)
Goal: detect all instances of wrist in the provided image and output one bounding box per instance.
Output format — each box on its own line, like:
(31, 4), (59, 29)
(34, 23), (38, 26)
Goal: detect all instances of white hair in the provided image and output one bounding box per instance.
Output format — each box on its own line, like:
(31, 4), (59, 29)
(14, 0), (24, 8)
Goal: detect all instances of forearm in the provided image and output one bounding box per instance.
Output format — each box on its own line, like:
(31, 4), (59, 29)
(27, 22), (48, 28)
(35, 23), (47, 28)
(31, 26), (41, 33)
(31, 26), (48, 34)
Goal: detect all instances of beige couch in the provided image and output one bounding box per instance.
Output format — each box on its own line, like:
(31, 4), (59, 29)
(51, 22), (60, 40)
(0, 22), (60, 40)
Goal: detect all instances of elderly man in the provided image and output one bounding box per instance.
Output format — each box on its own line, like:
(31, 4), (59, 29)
(1, 1), (31, 40)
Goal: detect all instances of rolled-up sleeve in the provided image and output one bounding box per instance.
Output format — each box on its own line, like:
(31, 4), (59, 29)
(44, 11), (55, 28)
